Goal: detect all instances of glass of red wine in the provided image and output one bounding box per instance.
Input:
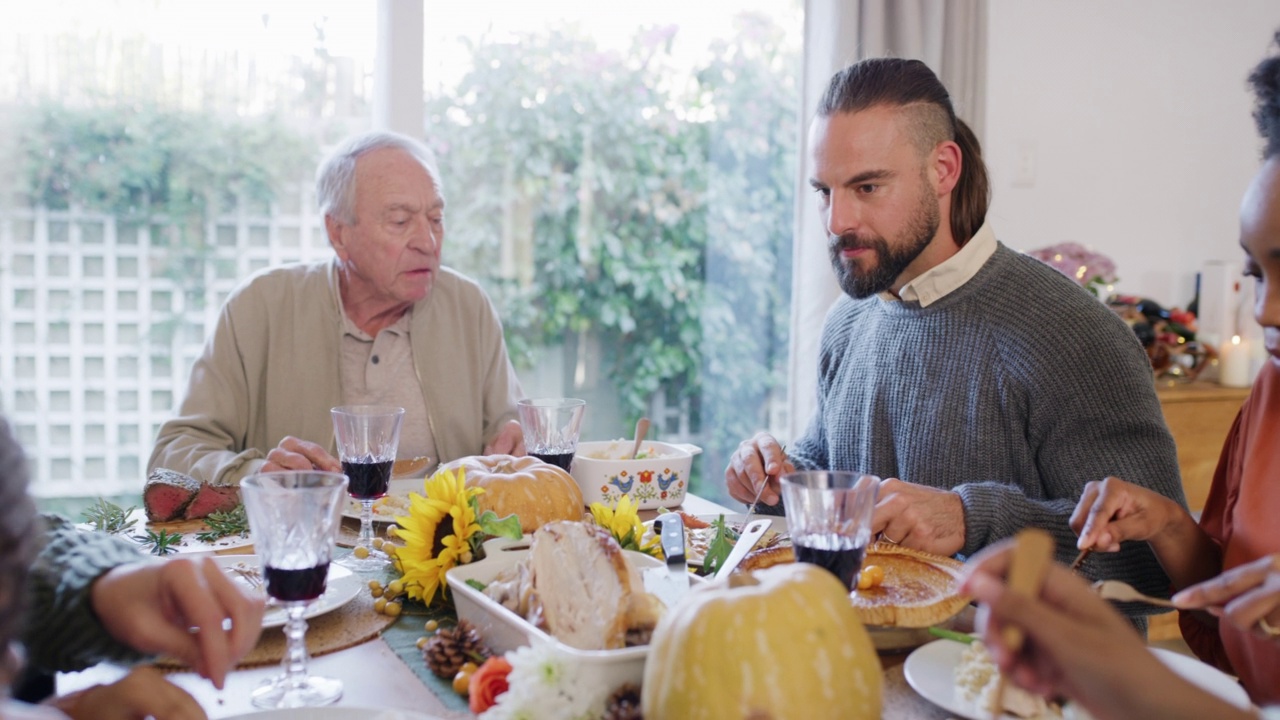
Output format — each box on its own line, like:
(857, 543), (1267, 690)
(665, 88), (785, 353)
(240, 470), (349, 708)
(516, 398), (586, 472)
(331, 405), (404, 571)
(779, 471), (880, 592)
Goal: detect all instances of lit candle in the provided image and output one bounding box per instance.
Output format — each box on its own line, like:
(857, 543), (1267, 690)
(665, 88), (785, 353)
(1219, 335), (1252, 387)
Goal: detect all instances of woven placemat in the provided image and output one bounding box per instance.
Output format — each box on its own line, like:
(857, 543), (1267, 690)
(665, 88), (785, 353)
(155, 569), (397, 670)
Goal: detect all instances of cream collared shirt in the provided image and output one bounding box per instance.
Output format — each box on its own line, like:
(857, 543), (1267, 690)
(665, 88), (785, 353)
(878, 222), (997, 307)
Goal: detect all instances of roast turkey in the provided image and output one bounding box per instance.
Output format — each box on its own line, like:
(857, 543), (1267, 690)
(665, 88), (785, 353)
(484, 520), (664, 651)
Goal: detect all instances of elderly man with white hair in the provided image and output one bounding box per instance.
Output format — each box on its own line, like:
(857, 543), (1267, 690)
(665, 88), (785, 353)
(150, 131), (525, 486)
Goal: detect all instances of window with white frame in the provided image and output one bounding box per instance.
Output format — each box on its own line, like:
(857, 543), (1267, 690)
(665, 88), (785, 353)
(0, 0), (800, 504)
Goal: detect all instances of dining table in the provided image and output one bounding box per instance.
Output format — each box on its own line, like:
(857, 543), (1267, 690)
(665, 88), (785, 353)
(56, 492), (962, 719)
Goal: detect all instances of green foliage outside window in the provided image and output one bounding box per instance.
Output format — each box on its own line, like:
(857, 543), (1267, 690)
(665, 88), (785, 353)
(3, 15), (797, 500)
(431, 17), (797, 496)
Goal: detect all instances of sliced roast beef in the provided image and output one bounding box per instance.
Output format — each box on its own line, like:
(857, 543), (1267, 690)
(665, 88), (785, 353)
(183, 484), (241, 520)
(143, 469), (200, 522)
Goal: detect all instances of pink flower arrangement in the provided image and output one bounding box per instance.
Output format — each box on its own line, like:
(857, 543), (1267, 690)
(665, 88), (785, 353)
(1028, 242), (1118, 297)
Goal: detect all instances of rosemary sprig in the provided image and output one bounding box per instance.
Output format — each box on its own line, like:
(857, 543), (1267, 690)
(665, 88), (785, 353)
(195, 504), (249, 543)
(142, 528), (184, 556)
(81, 498), (139, 536)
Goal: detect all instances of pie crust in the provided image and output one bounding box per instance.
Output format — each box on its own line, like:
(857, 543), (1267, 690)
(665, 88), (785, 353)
(737, 541), (969, 628)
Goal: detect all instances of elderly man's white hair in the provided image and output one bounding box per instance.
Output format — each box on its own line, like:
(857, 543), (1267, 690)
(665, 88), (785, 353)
(315, 131), (443, 225)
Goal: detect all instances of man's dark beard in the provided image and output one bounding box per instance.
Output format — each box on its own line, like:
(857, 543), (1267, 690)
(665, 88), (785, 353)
(827, 194), (940, 299)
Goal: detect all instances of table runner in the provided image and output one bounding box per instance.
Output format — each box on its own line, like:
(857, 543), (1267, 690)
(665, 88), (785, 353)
(382, 605), (471, 714)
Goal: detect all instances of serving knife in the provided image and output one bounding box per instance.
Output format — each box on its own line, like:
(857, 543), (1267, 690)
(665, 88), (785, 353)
(713, 518), (773, 580)
(643, 513), (690, 608)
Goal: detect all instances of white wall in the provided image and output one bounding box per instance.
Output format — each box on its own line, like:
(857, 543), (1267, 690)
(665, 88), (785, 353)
(984, 0), (1277, 309)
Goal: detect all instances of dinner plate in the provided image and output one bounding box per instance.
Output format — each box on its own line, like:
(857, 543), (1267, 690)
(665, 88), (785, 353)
(641, 512), (788, 566)
(214, 555), (362, 629)
(221, 708), (445, 720)
(341, 477), (422, 524)
(903, 639), (1252, 719)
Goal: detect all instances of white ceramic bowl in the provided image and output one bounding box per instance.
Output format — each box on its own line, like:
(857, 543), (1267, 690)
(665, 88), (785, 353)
(570, 440), (702, 510)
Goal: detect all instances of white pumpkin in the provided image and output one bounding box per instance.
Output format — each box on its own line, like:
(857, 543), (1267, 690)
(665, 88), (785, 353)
(642, 562), (882, 720)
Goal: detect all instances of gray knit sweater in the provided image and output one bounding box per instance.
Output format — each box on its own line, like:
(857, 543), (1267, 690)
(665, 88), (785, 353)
(22, 515), (150, 672)
(783, 244), (1187, 615)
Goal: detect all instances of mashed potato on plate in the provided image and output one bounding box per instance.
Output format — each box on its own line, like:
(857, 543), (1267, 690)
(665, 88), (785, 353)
(955, 642), (1062, 719)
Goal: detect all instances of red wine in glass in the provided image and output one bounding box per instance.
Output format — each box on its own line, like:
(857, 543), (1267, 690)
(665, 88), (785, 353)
(793, 533), (867, 591)
(342, 459), (393, 499)
(530, 450), (574, 471)
(264, 563), (329, 602)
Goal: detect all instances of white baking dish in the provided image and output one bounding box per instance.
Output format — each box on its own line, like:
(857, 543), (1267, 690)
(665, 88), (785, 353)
(445, 540), (701, 688)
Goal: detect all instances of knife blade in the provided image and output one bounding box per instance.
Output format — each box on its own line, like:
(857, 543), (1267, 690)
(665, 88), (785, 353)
(643, 513), (690, 608)
(714, 518), (773, 579)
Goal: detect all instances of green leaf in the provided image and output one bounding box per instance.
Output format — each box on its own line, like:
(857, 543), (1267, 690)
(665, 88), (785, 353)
(700, 515), (736, 577)
(477, 510), (523, 541)
(465, 579), (487, 592)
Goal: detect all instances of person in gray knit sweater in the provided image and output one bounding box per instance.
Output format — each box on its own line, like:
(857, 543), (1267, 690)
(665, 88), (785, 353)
(725, 58), (1187, 618)
(0, 418), (264, 719)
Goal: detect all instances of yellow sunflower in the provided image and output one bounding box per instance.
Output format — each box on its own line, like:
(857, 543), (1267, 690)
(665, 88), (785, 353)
(589, 495), (661, 558)
(392, 466), (484, 605)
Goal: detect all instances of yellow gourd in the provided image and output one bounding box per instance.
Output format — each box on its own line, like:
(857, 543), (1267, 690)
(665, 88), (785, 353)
(642, 563), (882, 720)
(442, 454), (583, 533)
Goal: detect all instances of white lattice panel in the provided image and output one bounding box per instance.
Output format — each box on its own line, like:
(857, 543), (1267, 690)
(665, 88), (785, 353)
(0, 186), (330, 497)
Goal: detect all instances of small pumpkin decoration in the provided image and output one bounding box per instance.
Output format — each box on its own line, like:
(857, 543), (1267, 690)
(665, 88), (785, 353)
(642, 563), (882, 720)
(441, 454), (584, 533)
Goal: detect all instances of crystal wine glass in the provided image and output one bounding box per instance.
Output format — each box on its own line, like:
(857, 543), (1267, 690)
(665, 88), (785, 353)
(240, 470), (348, 708)
(779, 471), (880, 591)
(516, 397), (586, 472)
(331, 404), (404, 571)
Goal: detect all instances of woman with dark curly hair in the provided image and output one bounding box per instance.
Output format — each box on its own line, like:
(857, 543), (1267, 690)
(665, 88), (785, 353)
(960, 32), (1280, 720)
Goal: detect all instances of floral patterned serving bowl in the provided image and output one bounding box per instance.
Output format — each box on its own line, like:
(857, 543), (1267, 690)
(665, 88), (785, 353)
(570, 440), (702, 510)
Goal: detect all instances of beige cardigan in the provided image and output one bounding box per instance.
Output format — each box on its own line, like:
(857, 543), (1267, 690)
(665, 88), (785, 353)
(148, 260), (522, 486)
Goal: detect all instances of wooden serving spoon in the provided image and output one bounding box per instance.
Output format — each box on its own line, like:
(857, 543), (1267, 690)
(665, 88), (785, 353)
(625, 417), (651, 459)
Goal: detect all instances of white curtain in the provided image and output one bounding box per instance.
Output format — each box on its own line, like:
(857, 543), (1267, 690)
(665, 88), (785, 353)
(785, 0), (989, 441)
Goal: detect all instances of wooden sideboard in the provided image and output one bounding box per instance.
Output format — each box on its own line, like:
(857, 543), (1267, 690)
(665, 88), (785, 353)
(1155, 381), (1251, 513)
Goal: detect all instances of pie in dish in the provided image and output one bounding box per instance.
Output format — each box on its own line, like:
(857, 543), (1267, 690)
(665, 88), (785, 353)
(393, 456), (433, 479)
(737, 541), (969, 628)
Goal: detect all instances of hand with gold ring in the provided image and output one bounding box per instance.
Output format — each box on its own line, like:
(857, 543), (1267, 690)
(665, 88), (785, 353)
(1172, 553), (1280, 641)
(870, 477), (966, 557)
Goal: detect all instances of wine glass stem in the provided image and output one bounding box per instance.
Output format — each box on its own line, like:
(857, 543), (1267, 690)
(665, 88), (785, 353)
(359, 499), (374, 549)
(282, 602), (311, 688)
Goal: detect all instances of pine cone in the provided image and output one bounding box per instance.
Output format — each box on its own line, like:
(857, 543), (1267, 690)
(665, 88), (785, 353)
(422, 619), (489, 679)
(603, 683), (643, 720)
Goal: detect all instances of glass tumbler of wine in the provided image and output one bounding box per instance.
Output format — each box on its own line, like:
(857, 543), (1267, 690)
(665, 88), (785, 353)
(240, 470), (348, 708)
(779, 471), (880, 592)
(516, 397), (586, 472)
(331, 404), (404, 571)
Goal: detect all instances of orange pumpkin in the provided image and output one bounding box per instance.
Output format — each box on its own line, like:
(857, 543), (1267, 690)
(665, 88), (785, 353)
(441, 454), (584, 533)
